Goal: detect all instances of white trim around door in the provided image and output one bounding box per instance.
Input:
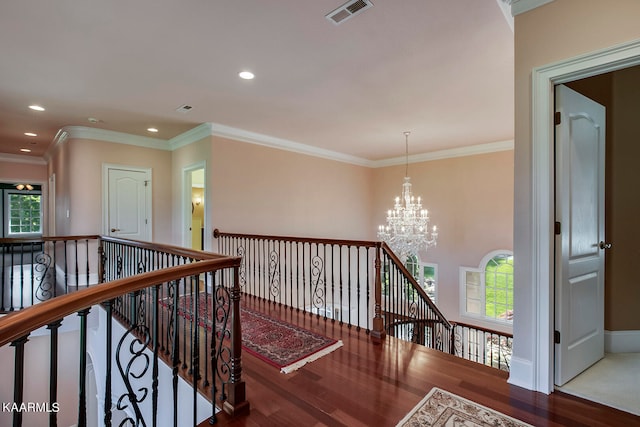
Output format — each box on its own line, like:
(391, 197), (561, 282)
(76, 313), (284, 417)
(523, 39), (640, 394)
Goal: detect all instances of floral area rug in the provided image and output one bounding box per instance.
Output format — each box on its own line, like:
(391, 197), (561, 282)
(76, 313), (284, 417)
(396, 387), (533, 427)
(160, 293), (343, 373)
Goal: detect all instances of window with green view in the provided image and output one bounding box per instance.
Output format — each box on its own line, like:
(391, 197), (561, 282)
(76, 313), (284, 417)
(461, 251), (513, 323)
(8, 192), (42, 235)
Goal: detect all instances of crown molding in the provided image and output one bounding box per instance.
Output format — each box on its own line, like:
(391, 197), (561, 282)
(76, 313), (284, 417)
(208, 122), (373, 167)
(168, 123), (214, 150)
(41, 122), (513, 169)
(509, 0), (554, 16)
(372, 140), (514, 168)
(60, 126), (170, 150)
(0, 152), (46, 165)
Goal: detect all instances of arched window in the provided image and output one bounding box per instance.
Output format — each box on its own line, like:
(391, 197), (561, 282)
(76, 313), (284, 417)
(460, 250), (513, 323)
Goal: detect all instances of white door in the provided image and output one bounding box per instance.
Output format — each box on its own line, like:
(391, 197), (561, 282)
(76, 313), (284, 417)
(106, 167), (151, 241)
(554, 85), (607, 386)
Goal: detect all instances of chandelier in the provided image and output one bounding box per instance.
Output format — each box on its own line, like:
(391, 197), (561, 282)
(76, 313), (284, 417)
(377, 131), (437, 260)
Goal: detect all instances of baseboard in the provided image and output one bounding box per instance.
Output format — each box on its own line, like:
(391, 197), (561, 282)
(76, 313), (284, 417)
(507, 356), (534, 390)
(605, 330), (640, 353)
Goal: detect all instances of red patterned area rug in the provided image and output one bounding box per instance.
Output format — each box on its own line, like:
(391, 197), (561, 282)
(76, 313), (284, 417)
(396, 388), (533, 427)
(161, 293), (343, 374)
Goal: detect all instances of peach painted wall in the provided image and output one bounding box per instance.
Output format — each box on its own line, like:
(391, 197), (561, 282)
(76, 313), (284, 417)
(513, 0), (640, 387)
(0, 158), (47, 182)
(209, 136), (374, 241)
(49, 138), (173, 242)
(372, 150), (514, 330)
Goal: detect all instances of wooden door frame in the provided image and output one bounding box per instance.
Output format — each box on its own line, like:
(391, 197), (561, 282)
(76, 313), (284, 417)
(521, 39), (640, 394)
(101, 164), (152, 239)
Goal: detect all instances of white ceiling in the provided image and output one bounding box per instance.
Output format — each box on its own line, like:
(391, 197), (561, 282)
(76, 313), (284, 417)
(0, 0), (514, 161)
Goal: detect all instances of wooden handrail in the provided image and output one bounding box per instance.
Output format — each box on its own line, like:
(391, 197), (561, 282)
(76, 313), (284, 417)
(0, 256), (241, 348)
(380, 242), (452, 329)
(213, 228), (378, 248)
(0, 235), (101, 244)
(101, 236), (227, 260)
(451, 321), (513, 338)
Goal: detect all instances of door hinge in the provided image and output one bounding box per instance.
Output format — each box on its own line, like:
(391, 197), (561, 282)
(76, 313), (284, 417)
(554, 221), (561, 235)
(554, 330), (561, 344)
(145, 219), (148, 225)
(144, 180), (149, 187)
(554, 111), (561, 125)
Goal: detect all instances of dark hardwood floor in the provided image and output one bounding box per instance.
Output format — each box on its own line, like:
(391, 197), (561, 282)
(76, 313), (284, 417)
(206, 297), (640, 427)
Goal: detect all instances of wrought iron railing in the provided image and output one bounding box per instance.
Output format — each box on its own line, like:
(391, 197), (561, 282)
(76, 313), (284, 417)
(451, 322), (513, 371)
(214, 229), (379, 333)
(0, 236), (247, 427)
(214, 229), (513, 371)
(0, 236), (100, 312)
(378, 242), (453, 352)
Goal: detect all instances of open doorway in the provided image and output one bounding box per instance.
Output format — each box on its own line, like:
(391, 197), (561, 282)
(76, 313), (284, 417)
(524, 38), (640, 396)
(553, 67), (640, 415)
(183, 164), (206, 251)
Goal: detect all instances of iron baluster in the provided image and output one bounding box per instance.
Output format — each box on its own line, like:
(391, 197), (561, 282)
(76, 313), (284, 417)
(11, 335), (29, 427)
(47, 320), (62, 427)
(77, 308), (91, 427)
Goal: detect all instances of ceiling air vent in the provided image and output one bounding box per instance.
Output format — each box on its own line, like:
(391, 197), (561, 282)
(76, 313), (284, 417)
(325, 0), (373, 25)
(175, 104), (193, 113)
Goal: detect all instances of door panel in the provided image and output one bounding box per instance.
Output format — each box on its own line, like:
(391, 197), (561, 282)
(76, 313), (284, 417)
(555, 84), (606, 386)
(107, 168), (150, 241)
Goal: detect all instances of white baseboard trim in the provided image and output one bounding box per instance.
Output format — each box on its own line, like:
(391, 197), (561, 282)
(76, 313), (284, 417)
(605, 330), (640, 353)
(507, 356), (535, 390)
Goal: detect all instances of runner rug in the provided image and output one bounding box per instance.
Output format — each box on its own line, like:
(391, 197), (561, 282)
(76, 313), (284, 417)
(160, 293), (343, 374)
(396, 387), (533, 427)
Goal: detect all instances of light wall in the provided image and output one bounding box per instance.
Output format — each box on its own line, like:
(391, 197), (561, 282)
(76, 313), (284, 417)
(513, 0), (640, 390)
(208, 136), (374, 240)
(0, 159), (47, 182)
(48, 138), (173, 242)
(372, 150), (514, 330)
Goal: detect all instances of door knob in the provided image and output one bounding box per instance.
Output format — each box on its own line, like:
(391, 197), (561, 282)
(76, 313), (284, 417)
(111, 228), (121, 232)
(598, 241), (612, 250)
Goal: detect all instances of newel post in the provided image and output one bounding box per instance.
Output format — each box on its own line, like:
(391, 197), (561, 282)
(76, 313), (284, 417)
(371, 243), (386, 343)
(223, 265), (250, 416)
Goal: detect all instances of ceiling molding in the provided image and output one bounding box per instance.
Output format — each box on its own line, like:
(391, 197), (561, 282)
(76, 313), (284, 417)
(509, 0), (555, 16)
(496, 0), (513, 31)
(48, 123), (513, 169)
(199, 122), (373, 167)
(0, 152), (47, 165)
(168, 123), (214, 150)
(61, 126), (170, 150)
(372, 140), (514, 168)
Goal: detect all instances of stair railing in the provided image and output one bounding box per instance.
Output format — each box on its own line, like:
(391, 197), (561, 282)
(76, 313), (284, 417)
(1, 235), (101, 312)
(378, 242), (453, 352)
(0, 235), (247, 427)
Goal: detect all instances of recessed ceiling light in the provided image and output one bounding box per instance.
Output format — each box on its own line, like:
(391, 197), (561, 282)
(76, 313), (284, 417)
(24, 132), (37, 137)
(147, 127), (159, 133)
(29, 105), (45, 112)
(20, 148), (32, 153)
(239, 71), (255, 80)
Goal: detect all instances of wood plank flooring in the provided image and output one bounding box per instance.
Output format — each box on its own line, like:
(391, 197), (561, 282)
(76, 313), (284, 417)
(206, 297), (640, 427)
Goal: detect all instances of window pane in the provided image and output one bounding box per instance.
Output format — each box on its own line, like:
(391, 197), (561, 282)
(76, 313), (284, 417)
(8, 193), (42, 235)
(485, 254), (513, 321)
(467, 299), (481, 315)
